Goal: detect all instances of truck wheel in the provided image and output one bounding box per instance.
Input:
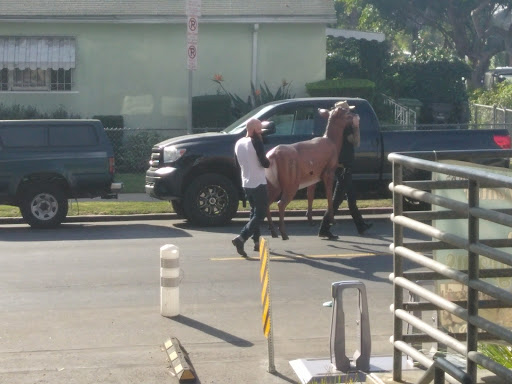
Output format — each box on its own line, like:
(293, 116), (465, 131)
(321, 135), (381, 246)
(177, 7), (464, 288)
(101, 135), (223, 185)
(171, 200), (186, 219)
(183, 173), (239, 226)
(19, 184), (68, 229)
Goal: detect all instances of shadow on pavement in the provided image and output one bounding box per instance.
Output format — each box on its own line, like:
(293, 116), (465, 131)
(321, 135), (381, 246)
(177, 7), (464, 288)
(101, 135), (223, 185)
(0, 222), (191, 242)
(171, 315), (253, 347)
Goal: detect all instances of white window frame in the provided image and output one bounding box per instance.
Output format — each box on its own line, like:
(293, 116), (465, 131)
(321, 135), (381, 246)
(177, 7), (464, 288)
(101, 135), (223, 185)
(0, 36), (75, 92)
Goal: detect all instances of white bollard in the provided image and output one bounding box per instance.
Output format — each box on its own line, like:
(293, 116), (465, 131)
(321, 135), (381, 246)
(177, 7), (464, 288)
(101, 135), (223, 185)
(160, 244), (180, 317)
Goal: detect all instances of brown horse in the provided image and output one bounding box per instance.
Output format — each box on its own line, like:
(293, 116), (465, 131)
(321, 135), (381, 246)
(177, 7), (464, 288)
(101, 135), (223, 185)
(265, 106), (354, 240)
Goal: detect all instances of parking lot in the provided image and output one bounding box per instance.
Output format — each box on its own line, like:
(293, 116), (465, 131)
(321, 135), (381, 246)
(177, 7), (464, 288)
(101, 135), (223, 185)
(0, 215), (400, 383)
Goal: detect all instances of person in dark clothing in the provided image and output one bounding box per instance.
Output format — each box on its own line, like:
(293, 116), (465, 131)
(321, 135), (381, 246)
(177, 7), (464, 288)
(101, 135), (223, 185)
(318, 101), (373, 240)
(232, 118), (271, 257)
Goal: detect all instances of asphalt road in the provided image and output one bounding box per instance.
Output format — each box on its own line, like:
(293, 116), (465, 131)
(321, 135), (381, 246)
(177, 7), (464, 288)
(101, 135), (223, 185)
(0, 214), (415, 384)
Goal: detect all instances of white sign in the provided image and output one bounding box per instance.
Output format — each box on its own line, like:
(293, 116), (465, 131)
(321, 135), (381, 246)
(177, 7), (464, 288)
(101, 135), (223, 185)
(187, 16), (199, 36)
(187, 40), (198, 71)
(186, 0), (202, 16)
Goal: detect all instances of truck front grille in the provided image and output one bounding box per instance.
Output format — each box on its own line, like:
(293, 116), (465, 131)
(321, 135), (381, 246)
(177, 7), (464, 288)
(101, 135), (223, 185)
(149, 151), (161, 168)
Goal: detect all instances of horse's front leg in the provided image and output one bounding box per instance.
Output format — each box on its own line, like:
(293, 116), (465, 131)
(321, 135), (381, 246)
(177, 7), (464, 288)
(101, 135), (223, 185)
(306, 184), (316, 226)
(267, 206), (279, 238)
(277, 200), (289, 240)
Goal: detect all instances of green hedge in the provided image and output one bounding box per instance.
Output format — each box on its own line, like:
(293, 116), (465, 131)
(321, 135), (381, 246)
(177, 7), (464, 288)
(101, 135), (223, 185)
(305, 78), (376, 103)
(192, 94), (233, 129)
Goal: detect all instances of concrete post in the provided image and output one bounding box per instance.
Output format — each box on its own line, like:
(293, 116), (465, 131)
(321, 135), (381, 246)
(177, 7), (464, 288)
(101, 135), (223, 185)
(160, 244), (180, 317)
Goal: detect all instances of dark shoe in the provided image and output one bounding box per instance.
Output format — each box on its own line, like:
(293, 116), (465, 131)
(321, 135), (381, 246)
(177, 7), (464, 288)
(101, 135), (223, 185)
(253, 242), (259, 252)
(232, 237), (247, 257)
(357, 222), (373, 235)
(318, 229), (338, 240)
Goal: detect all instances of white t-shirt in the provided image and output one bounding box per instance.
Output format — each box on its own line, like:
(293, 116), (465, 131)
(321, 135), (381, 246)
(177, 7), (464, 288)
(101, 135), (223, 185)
(235, 137), (267, 188)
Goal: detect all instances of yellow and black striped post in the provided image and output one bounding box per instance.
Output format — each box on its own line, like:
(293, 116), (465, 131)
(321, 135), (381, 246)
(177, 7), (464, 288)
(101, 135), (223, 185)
(259, 237), (276, 373)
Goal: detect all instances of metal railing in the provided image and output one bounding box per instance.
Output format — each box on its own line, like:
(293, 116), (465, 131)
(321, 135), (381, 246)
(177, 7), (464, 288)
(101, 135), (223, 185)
(388, 149), (512, 384)
(382, 94), (417, 127)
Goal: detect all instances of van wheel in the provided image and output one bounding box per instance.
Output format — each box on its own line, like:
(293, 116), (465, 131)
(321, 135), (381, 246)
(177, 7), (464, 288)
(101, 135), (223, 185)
(183, 173), (239, 226)
(171, 200), (186, 218)
(19, 184), (68, 229)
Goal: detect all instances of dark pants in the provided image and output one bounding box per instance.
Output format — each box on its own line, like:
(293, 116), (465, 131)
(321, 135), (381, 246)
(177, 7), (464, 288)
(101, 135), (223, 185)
(320, 167), (365, 233)
(240, 183), (268, 243)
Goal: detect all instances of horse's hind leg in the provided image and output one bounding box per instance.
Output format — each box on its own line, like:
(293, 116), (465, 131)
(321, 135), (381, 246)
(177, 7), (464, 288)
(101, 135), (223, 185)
(277, 187), (298, 240)
(306, 184), (316, 226)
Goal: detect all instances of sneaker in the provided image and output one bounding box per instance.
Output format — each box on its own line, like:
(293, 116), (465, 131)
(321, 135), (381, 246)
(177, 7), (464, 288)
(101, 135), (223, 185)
(318, 229), (338, 240)
(357, 222), (373, 235)
(253, 242), (259, 252)
(232, 237), (247, 257)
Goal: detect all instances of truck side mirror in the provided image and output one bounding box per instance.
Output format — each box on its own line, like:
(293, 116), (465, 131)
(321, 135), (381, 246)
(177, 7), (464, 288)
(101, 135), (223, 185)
(262, 121), (275, 136)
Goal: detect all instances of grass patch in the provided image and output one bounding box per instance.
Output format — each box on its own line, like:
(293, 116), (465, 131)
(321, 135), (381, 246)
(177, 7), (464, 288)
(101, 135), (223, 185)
(479, 343), (512, 368)
(116, 173), (145, 193)
(0, 198), (391, 218)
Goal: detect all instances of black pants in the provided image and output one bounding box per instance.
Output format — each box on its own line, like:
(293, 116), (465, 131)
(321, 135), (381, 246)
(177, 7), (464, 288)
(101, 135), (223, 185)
(320, 167), (365, 233)
(240, 183), (268, 243)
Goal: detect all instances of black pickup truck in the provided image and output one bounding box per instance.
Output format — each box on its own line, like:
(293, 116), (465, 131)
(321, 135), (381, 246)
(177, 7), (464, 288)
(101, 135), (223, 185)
(145, 97), (511, 226)
(0, 119), (122, 228)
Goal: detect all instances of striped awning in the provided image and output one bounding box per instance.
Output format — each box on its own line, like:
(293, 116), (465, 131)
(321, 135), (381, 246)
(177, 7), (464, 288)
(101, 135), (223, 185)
(0, 37), (75, 70)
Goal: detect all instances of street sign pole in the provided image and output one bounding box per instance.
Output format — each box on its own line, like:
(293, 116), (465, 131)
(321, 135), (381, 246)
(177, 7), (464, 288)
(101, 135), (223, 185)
(186, 0), (201, 135)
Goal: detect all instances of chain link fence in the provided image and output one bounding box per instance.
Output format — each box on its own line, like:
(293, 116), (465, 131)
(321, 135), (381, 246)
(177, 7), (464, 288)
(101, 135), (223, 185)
(471, 103), (512, 134)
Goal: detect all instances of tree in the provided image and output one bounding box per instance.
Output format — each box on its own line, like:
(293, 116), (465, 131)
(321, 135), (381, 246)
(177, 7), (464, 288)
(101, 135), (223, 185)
(362, 0), (512, 88)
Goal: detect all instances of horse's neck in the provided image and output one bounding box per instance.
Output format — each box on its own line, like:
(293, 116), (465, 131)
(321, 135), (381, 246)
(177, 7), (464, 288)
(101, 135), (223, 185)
(325, 124), (345, 155)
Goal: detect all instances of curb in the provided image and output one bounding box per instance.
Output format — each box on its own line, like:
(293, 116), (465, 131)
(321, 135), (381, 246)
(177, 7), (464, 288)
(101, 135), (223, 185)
(0, 207), (392, 225)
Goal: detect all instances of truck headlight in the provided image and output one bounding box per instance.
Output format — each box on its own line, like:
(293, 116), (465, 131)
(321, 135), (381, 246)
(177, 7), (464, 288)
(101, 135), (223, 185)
(163, 146), (186, 163)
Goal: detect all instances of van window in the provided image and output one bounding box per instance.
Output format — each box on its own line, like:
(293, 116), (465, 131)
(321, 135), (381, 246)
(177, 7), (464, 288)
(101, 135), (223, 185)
(0, 126), (47, 147)
(49, 125), (98, 146)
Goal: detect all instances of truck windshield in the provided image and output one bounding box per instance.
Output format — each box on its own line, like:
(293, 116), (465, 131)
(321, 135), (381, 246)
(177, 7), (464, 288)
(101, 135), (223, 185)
(221, 104), (276, 134)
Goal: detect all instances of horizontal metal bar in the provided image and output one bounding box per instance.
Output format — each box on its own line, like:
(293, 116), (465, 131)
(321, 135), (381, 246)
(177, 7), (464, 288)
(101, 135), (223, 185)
(403, 268), (512, 281)
(467, 351), (512, 382)
(389, 152), (512, 188)
(393, 246), (470, 284)
(403, 179), (469, 190)
(433, 357), (471, 384)
(404, 299), (511, 311)
(403, 331), (499, 343)
(395, 309), (467, 355)
(393, 341), (460, 384)
(392, 215), (469, 249)
(470, 206), (512, 227)
(395, 276), (512, 344)
(404, 210), (465, 221)
(390, 149), (512, 161)
(470, 242), (512, 268)
(391, 185), (469, 214)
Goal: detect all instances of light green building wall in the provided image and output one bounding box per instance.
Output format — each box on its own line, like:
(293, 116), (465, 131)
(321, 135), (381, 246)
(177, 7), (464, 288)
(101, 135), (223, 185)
(0, 22), (327, 133)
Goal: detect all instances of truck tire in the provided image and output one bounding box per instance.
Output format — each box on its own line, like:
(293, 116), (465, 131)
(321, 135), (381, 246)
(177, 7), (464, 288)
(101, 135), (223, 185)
(171, 200), (186, 218)
(183, 173), (239, 226)
(19, 184), (68, 229)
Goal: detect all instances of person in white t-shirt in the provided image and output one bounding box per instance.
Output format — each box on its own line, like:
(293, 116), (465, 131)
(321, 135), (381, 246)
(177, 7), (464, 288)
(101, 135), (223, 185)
(232, 118), (271, 257)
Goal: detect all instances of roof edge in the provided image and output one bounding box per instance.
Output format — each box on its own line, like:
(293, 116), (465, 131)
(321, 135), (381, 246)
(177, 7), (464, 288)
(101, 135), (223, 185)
(0, 15), (337, 24)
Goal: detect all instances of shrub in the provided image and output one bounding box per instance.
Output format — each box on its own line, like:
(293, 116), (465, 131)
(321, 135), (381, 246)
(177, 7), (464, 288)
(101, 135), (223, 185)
(0, 103), (80, 119)
(117, 131), (163, 173)
(212, 74), (295, 118)
(305, 78), (376, 102)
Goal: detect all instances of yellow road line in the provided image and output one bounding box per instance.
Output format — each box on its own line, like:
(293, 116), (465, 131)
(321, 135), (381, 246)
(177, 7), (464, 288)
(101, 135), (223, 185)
(211, 252), (390, 261)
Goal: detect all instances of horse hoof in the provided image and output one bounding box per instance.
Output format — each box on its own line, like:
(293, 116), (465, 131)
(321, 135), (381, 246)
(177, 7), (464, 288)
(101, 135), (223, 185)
(271, 233), (279, 238)
(281, 235), (289, 241)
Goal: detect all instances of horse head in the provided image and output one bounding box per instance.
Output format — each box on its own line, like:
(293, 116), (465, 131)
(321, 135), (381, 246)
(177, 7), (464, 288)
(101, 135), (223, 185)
(323, 104), (355, 151)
